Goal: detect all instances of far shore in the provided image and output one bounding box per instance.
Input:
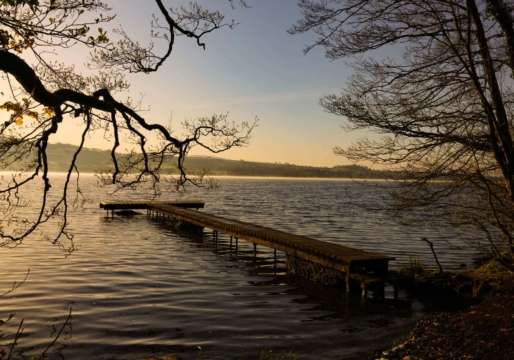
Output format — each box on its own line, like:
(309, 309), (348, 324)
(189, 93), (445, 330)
(0, 171), (395, 181)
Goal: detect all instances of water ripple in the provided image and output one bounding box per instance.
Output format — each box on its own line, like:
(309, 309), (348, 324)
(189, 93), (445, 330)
(0, 176), (474, 359)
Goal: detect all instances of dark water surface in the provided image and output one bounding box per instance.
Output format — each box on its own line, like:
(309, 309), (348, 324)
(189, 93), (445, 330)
(0, 175), (475, 359)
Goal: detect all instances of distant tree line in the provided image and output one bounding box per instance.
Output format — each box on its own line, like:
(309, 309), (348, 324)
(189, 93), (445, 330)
(3, 142), (390, 179)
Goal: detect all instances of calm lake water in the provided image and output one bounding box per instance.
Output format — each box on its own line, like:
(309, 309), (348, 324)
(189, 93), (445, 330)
(0, 175), (476, 359)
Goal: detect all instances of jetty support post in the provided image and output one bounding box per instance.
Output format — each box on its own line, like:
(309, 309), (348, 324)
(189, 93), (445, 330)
(273, 249), (277, 274)
(253, 243), (257, 258)
(375, 283), (385, 299)
(361, 283), (368, 298)
(235, 238), (238, 255)
(345, 266), (351, 293)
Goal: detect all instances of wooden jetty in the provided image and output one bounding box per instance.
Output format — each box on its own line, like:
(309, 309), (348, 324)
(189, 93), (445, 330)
(100, 200), (407, 299)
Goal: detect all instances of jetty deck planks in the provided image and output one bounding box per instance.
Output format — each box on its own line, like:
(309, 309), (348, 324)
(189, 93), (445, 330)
(151, 203), (394, 269)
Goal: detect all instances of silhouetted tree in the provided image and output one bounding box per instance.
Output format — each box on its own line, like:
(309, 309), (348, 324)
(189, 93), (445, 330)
(0, 0), (255, 252)
(290, 0), (514, 256)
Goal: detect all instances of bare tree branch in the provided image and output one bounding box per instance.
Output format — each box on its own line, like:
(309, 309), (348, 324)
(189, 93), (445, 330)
(0, 0), (256, 250)
(293, 0), (514, 256)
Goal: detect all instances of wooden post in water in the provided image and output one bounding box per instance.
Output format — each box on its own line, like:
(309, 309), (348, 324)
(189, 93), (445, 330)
(378, 284), (385, 299)
(235, 238), (238, 255)
(274, 249), (277, 275)
(361, 283), (368, 298)
(345, 266), (350, 293)
(253, 243), (257, 258)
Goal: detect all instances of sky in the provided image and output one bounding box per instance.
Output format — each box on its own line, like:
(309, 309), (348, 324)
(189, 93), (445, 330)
(7, 0), (376, 167)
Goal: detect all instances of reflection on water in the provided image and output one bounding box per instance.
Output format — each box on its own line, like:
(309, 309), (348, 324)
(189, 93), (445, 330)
(0, 175), (475, 359)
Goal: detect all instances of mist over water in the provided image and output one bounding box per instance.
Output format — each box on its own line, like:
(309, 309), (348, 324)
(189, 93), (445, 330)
(0, 175), (475, 359)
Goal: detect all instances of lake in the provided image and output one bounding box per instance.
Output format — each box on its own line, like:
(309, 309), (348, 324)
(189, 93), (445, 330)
(0, 175), (476, 359)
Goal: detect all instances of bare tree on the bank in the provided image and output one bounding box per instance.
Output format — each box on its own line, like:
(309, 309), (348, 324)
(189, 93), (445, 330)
(290, 0), (514, 257)
(0, 0), (256, 253)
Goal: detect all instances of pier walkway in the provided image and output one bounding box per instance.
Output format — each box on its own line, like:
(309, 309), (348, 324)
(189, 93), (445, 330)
(100, 200), (405, 299)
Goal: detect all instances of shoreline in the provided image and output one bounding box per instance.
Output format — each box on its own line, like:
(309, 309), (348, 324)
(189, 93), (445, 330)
(374, 293), (514, 360)
(0, 171), (388, 181)
(373, 268), (514, 360)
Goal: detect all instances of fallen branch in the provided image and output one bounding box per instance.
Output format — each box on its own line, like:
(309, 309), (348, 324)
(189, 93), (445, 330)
(421, 237), (443, 273)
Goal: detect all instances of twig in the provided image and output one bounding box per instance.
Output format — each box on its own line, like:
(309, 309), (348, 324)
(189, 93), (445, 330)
(0, 269), (30, 297)
(39, 307), (73, 359)
(421, 237), (443, 273)
(7, 319), (23, 360)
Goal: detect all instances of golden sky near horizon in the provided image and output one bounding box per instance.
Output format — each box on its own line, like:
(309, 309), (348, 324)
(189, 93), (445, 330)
(1, 0), (384, 168)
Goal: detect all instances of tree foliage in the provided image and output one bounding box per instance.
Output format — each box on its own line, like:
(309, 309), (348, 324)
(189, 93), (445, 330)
(0, 0), (255, 252)
(291, 0), (514, 256)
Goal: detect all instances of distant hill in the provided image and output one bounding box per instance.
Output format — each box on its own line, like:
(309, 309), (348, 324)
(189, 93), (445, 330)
(3, 143), (390, 179)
